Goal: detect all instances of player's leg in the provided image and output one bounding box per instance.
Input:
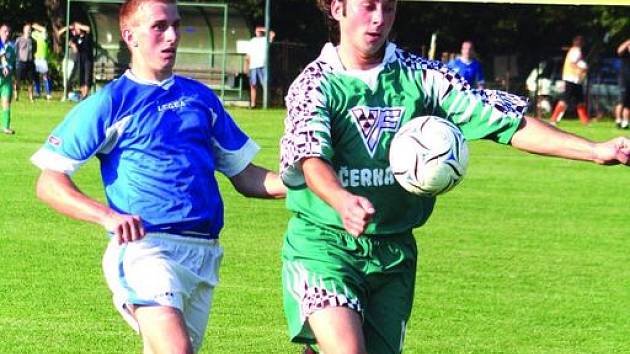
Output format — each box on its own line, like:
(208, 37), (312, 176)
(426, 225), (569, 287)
(1, 78), (13, 134)
(26, 61), (34, 101)
(282, 216), (368, 354)
(132, 304), (193, 354)
(102, 234), (220, 354)
(363, 233), (417, 354)
(308, 307), (366, 354)
(249, 68), (258, 108)
(575, 84), (589, 125)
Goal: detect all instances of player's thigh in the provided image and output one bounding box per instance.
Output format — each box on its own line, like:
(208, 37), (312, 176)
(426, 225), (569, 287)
(133, 305), (193, 354)
(308, 306), (366, 354)
(282, 217), (366, 344)
(364, 235), (417, 354)
(364, 270), (416, 354)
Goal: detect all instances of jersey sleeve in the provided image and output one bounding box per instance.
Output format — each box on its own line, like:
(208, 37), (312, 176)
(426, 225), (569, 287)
(280, 63), (334, 187)
(30, 91), (114, 175)
(420, 64), (527, 144)
(208, 96), (259, 177)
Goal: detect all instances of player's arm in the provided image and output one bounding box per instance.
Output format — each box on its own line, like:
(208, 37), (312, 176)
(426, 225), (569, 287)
(510, 116), (630, 165)
(618, 39), (630, 56)
(36, 169), (145, 244)
(32, 23), (45, 33)
(229, 163), (286, 198)
(301, 157), (374, 237)
(73, 22), (90, 33)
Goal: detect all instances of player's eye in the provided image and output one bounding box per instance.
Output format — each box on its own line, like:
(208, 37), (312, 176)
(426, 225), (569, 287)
(152, 22), (168, 31)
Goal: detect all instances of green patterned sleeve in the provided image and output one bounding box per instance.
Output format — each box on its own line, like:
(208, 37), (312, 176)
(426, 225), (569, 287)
(280, 61), (335, 187)
(409, 54), (528, 144)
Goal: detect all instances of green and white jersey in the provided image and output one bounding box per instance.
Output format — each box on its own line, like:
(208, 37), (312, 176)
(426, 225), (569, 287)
(280, 42), (528, 235)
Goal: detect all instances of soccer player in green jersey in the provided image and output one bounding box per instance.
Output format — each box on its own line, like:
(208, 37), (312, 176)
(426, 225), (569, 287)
(279, 1), (630, 353)
(0, 23), (15, 135)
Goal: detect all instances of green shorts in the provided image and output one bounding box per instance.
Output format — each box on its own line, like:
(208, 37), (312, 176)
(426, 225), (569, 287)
(282, 215), (417, 354)
(0, 76), (12, 99)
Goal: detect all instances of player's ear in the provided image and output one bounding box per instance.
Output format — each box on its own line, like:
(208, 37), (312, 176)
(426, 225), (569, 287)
(331, 0), (344, 21)
(122, 28), (137, 47)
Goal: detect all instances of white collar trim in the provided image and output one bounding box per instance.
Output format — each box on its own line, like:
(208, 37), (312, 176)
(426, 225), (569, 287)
(124, 69), (175, 89)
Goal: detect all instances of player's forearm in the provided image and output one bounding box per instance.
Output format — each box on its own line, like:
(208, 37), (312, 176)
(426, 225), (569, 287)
(36, 170), (117, 228)
(230, 164), (286, 198)
(510, 116), (597, 162)
(302, 157), (353, 212)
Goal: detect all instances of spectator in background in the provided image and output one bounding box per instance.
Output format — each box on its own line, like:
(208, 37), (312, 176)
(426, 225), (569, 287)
(448, 40), (485, 89)
(0, 23), (16, 134)
(32, 23), (52, 100)
(246, 26), (275, 108)
(69, 22), (93, 100)
(58, 24), (79, 101)
(14, 23), (36, 102)
(550, 35), (589, 125)
(616, 39), (630, 130)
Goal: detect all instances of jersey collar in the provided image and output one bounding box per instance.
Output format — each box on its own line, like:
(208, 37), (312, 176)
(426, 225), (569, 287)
(124, 69), (175, 90)
(319, 42), (397, 91)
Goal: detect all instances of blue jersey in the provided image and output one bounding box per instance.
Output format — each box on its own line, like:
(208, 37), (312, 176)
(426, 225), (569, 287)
(31, 71), (259, 239)
(447, 57), (485, 87)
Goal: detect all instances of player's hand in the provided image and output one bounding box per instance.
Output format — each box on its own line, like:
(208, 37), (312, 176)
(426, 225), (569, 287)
(593, 137), (630, 165)
(102, 213), (146, 244)
(337, 194), (375, 237)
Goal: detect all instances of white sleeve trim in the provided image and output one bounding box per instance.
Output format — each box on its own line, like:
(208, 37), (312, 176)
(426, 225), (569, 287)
(214, 139), (260, 177)
(30, 148), (85, 176)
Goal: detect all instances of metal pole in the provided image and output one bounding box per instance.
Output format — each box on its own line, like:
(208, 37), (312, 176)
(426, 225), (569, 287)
(263, 0), (270, 108)
(221, 4), (227, 101)
(63, 0), (71, 101)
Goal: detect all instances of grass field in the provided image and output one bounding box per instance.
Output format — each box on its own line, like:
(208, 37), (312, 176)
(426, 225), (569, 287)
(0, 99), (629, 353)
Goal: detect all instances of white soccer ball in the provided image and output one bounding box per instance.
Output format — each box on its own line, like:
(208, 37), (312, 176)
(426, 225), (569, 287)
(389, 116), (469, 197)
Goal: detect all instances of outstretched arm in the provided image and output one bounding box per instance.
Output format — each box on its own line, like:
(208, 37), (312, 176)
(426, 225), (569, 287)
(229, 163), (286, 199)
(617, 39), (630, 56)
(301, 157), (375, 237)
(510, 116), (630, 165)
(36, 170), (145, 244)
(32, 23), (46, 33)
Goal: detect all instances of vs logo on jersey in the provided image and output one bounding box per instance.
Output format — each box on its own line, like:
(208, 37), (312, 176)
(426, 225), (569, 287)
(350, 106), (404, 157)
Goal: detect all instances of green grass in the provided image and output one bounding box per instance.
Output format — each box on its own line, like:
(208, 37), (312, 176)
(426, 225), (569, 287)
(1, 100), (629, 353)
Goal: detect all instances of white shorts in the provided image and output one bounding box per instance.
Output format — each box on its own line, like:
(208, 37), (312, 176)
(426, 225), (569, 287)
(102, 233), (223, 351)
(34, 58), (48, 74)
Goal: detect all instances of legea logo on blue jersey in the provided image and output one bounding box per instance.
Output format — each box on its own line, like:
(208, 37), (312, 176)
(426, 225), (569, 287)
(350, 106), (404, 157)
(157, 99), (186, 112)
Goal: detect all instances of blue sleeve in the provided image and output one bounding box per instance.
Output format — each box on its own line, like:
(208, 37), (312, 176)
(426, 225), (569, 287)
(206, 92), (259, 177)
(31, 91), (114, 174)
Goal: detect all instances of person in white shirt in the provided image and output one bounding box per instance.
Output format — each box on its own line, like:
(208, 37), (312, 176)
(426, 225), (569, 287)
(550, 35), (589, 125)
(246, 26), (274, 108)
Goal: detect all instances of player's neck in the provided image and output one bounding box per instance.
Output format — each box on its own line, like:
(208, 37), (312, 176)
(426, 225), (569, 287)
(129, 64), (173, 83)
(337, 43), (385, 70)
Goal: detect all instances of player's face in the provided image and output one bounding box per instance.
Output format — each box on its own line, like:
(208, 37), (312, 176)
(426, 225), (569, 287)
(333, 0), (396, 68)
(461, 42), (472, 58)
(0, 26), (9, 43)
(129, 1), (180, 80)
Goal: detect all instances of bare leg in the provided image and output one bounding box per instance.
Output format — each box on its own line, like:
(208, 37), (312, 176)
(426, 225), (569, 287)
(308, 307), (367, 354)
(250, 85), (257, 108)
(131, 305), (194, 354)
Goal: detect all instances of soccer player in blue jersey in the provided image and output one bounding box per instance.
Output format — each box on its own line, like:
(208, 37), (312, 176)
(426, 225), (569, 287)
(31, 0), (286, 352)
(447, 40), (485, 89)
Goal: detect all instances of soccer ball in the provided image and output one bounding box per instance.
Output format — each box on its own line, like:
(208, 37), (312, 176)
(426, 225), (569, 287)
(389, 116), (469, 197)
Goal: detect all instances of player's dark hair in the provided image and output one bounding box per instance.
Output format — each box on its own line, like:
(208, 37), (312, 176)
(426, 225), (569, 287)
(317, 0), (346, 45)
